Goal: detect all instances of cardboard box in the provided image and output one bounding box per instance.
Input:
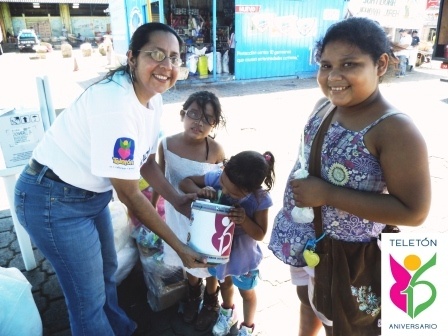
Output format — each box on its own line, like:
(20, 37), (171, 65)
(0, 108), (45, 168)
(146, 279), (187, 312)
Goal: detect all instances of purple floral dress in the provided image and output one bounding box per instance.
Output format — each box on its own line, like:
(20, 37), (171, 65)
(269, 103), (400, 267)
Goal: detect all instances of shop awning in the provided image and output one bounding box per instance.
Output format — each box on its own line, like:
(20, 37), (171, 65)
(0, 0), (109, 3)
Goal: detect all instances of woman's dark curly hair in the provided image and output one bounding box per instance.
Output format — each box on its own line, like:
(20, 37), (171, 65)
(224, 151), (275, 193)
(314, 17), (392, 64)
(181, 91), (226, 130)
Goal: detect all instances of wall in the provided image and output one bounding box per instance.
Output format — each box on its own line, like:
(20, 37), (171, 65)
(108, 0), (164, 56)
(165, 0), (226, 13)
(11, 16), (110, 38)
(125, 0), (147, 38)
(109, 0), (129, 55)
(71, 17), (109, 37)
(0, 3), (13, 39)
(433, 0), (447, 59)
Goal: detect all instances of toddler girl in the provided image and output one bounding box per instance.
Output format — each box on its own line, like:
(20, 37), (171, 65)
(180, 150), (275, 336)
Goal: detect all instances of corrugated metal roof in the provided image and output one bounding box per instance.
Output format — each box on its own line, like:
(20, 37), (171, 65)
(0, 0), (109, 3)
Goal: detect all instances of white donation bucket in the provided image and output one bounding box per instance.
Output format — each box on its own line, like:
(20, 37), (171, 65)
(188, 200), (235, 264)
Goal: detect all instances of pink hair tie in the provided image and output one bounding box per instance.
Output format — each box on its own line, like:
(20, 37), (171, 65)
(264, 154), (272, 162)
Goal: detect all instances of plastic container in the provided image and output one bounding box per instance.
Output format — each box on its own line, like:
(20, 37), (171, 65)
(188, 200), (235, 264)
(197, 55), (208, 76)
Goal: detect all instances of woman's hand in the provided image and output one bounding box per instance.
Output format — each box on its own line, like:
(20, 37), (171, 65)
(290, 176), (330, 208)
(177, 244), (209, 269)
(173, 193), (197, 218)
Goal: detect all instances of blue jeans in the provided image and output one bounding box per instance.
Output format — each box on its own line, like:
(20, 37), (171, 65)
(14, 164), (136, 336)
(397, 55), (407, 76)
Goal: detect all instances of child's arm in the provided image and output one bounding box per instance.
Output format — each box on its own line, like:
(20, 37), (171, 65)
(179, 175), (218, 201)
(150, 142), (165, 207)
(179, 175), (205, 193)
(229, 207), (268, 241)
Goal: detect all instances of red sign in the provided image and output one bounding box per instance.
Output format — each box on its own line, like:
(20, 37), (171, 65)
(235, 5), (261, 13)
(426, 0), (440, 10)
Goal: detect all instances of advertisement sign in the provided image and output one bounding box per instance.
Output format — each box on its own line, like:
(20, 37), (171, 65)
(234, 0), (347, 80)
(348, 0), (427, 28)
(381, 232), (448, 335)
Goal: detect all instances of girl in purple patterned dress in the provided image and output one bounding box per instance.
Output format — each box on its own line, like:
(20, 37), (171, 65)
(268, 17), (431, 335)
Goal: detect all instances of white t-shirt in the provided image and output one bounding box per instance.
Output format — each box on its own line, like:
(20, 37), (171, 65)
(229, 32), (236, 48)
(33, 72), (163, 193)
(395, 34), (412, 57)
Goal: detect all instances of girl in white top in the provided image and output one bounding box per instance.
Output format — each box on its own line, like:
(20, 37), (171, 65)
(152, 91), (226, 331)
(14, 23), (207, 336)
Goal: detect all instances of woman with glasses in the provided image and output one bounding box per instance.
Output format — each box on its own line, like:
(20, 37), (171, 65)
(14, 22), (206, 336)
(151, 90), (226, 332)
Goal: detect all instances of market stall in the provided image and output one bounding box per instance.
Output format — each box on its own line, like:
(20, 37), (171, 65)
(165, 0), (234, 79)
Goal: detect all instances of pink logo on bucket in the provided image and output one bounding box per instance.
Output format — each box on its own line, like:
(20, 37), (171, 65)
(211, 214), (235, 256)
(188, 201), (236, 264)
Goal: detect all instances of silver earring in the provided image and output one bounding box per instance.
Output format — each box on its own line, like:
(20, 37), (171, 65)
(129, 68), (135, 82)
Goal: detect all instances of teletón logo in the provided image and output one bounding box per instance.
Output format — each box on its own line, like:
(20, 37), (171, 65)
(388, 253), (437, 318)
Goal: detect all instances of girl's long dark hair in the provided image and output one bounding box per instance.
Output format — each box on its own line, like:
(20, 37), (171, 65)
(224, 150), (275, 193)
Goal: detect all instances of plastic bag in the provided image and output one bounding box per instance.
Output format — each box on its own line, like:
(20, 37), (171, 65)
(138, 244), (187, 312)
(291, 132), (314, 223)
(216, 51), (222, 74)
(130, 186), (165, 227)
(109, 200), (132, 252)
(222, 50), (229, 73)
(109, 200), (138, 284)
(187, 54), (198, 74)
(139, 246), (184, 289)
(206, 52), (214, 72)
(0, 267), (43, 336)
(194, 46), (207, 56)
(115, 240), (138, 285)
(291, 167), (314, 223)
(132, 225), (163, 252)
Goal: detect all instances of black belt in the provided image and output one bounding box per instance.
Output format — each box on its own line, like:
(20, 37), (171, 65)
(29, 159), (64, 183)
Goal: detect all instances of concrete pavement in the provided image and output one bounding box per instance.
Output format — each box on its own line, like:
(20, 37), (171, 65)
(1, 49), (448, 336)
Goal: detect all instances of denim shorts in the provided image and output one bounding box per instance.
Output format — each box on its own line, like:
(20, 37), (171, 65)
(208, 268), (260, 290)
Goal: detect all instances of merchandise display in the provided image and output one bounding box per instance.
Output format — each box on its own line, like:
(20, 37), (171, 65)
(167, 0), (234, 78)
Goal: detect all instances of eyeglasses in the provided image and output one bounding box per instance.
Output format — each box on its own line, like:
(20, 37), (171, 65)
(182, 109), (217, 126)
(137, 49), (183, 67)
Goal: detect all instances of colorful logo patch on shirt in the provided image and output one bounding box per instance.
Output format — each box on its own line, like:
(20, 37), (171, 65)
(112, 137), (135, 166)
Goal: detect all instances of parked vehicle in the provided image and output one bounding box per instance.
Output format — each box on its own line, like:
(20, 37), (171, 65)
(17, 29), (40, 51)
